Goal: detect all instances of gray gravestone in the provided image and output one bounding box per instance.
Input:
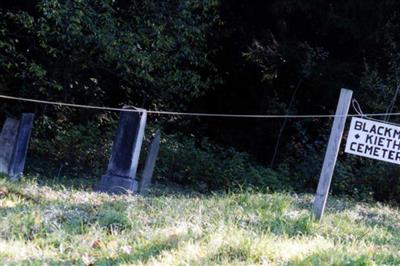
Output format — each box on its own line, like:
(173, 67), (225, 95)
(8, 113), (35, 181)
(97, 108), (147, 194)
(0, 118), (19, 174)
(139, 130), (161, 195)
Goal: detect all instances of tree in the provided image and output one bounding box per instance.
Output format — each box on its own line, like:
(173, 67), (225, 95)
(0, 0), (220, 110)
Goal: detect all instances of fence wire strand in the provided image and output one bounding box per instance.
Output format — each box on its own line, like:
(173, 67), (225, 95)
(2, 94), (400, 119)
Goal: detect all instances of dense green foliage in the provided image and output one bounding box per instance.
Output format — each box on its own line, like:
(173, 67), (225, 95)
(156, 133), (288, 191)
(2, 1), (400, 202)
(0, 0), (219, 109)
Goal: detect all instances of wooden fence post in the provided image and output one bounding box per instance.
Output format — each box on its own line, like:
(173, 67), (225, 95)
(313, 88), (353, 220)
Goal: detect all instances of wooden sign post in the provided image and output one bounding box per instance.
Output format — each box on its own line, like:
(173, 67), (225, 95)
(313, 88), (353, 220)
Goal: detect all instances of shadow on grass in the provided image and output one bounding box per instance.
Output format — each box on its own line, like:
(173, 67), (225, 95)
(0, 196), (188, 239)
(18, 172), (202, 197)
(23, 172), (98, 191)
(10, 235), (183, 265)
(288, 248), (400, 266)
(94, 236), (182, 265)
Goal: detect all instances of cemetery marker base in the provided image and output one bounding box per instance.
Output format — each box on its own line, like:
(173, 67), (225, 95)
(97, 175), (139, 194)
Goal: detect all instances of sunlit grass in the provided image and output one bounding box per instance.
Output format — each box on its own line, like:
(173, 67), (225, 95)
(0, 175), (399, 265)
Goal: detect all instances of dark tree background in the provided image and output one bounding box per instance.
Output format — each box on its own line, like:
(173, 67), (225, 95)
(1, 0), (400, 201)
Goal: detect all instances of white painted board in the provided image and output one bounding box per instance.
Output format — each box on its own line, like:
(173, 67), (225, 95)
(345, 117), (400, 164)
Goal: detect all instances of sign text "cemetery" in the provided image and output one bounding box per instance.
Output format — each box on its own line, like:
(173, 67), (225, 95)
(345, 117), (400, 164)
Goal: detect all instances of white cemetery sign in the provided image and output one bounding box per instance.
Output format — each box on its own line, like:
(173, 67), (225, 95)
(345, 117), (400, 164)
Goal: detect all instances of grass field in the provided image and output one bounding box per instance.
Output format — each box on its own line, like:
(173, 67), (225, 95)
(0, 175), (399, 265)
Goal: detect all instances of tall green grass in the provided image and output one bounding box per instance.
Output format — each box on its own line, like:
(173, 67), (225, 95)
(0, 175), (399, 265)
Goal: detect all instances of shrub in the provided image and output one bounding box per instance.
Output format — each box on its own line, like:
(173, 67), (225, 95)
(26, 116), (289, 193)
(154, 132), (290, 191)
(28, 113), (116, 178)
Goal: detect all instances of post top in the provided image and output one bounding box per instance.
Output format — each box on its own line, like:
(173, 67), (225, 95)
(122, 105), (146, 113)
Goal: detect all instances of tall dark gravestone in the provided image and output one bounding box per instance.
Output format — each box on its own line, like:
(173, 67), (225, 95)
(97, 108), (147, 194)
(0, 113), (35, 181)
(139, 130), (161, 195)
(0, 118), (19, 174)
(8, 113), (35, 181)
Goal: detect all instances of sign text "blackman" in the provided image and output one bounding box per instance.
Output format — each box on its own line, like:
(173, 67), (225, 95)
(345, 117), (400, 164)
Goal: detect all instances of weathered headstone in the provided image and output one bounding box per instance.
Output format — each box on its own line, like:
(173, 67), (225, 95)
(97, 108), (147, 194)
(139, 130), (161, 195)
(0, 113), (35, 180)
(8, 113), (35, 181)
(0, 118), (19, 174)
